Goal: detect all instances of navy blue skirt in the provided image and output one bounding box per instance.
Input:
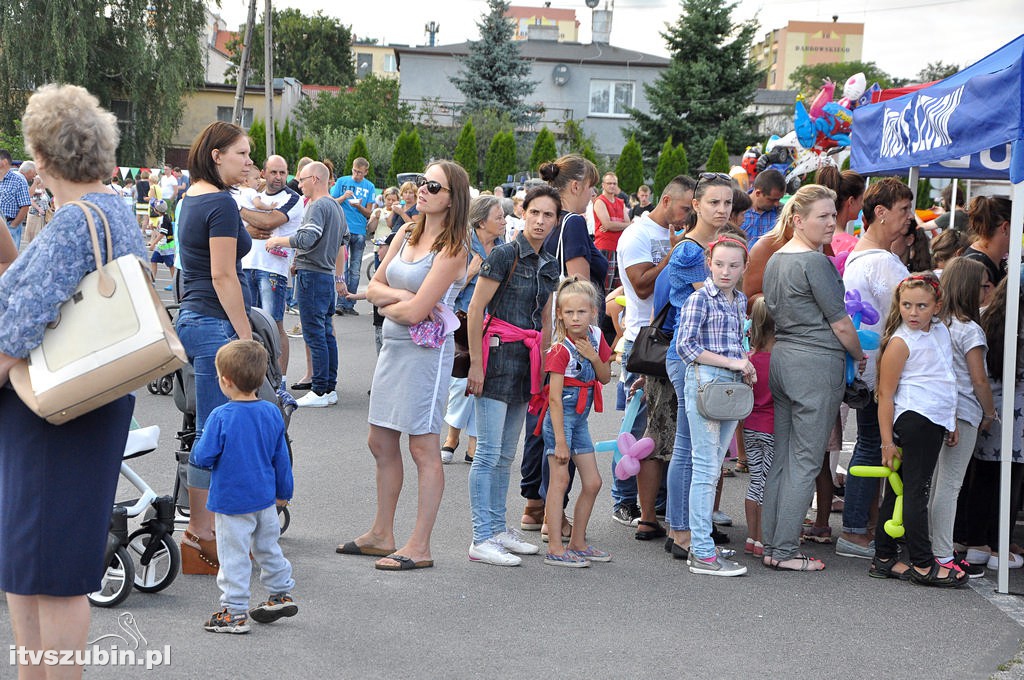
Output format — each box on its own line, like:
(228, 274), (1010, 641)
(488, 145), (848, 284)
(0, 386), (133, 596)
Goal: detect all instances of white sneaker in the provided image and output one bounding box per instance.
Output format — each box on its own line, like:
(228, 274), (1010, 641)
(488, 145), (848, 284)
(325, 391), (338, 405)
(493, 529), (540, 555)
(468, 539), (522, 566)
(987, 553), (1024, 570)
(965, 547), (992, 565)
(295, 391), (331, 408)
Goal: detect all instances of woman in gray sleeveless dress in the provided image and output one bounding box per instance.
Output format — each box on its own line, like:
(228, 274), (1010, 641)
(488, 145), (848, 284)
(338, 160), (470, 571)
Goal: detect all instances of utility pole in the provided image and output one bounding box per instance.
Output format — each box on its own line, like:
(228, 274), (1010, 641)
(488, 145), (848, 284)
(232, 0), (258, 126)
(264, 0), (275, 155)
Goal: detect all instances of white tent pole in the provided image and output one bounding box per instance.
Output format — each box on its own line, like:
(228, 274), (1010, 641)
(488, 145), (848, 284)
(950, 178), (959, 226)
(965, 179), (973, 207)
(997, 178), (1024, 595)
(908, 167), (920, 209)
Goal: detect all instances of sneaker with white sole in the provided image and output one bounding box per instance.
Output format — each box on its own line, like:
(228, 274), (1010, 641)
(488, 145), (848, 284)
(469, 539), (522, 566)
(203, 609), (250, 634)
(712, 510), (734, 526)
(493, 529), (540, 555)
(544, 551), (590, 568)
(571, 545), (612, 562)
(325, 390), (338, 405)
(611, 502), (641, 527)
(835, 536), (875, 559)
(687, 552), (747, 577)
(964, 547), (992, 565)
(295, 391), (331, 408)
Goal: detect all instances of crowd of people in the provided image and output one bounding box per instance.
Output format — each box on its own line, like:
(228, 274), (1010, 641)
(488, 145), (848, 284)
(0, 82), (1019, 663)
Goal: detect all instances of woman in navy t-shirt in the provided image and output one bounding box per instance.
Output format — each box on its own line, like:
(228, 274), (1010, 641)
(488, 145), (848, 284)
(174, 121), (254, 574)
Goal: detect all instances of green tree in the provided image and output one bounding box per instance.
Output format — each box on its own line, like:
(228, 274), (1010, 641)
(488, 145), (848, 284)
(276, 120), (298, 167)
(484, 131), (517, 188)
(789, 61), (907, 103)
(0, 120), (26, 160)
(226, 8), (355, 87)
(630, 0), (761, 164)
(391, 129), (424, 175)
(249, 119), (267, 169)
(705, 137), (730, 173)
(297, 137), (319, 163)
(0, 0), (206, 163)
(615, 135), (644, 194)
(674, 142), (690, 177)
(296, 75), (412, 139)
(530, 127), (558, 174)
(560, 118), (601, 170)
(916, 61), (959, 83)
(449, 0), (539, 125)
(453, 119), (479, 183)
(653, 138), (676, 197)
(347, 133), (370, 172)
(313, 121), (395, 185)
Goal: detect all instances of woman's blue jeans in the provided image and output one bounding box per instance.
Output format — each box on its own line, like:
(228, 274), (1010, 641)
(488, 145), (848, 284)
(175, 308), (238, 488)
(665, 358), (693, 532)
(685, 364), (740, 559)
(470, 397), (528, 544)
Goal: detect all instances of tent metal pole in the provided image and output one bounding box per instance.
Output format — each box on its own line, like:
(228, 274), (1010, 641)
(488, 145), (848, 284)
(950, 178), (959, 227)
(997, 179), (1024, 595)
(908, 167), (920, 210)
(965, 179), (972, 206)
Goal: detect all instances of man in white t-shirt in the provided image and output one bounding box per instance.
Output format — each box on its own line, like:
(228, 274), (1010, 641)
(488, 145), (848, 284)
(239, 155), (304, 380)
(607, 176), (693, 526)
(160, 164), (179, 212)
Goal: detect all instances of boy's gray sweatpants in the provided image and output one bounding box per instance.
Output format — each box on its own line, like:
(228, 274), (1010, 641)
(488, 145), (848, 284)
(215, 505), (294, 615)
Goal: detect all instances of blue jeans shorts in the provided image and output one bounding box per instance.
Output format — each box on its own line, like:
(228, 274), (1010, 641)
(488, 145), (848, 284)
(542, 402), (595, 457)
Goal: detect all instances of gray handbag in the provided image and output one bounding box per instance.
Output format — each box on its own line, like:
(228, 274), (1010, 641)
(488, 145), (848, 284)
(693, 364), (753, 421)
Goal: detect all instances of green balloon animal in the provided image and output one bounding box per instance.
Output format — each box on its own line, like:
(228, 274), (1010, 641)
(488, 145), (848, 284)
(849, 455), (904, 539)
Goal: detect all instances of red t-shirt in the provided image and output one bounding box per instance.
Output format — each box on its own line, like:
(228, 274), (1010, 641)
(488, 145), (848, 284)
(546, 330), (613, 379)
(743, 350), (774, 434)
(593, 194), (626, 251)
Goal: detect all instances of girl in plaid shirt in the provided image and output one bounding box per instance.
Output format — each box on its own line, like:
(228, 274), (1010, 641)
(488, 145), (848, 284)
(677, 236), (756, 577)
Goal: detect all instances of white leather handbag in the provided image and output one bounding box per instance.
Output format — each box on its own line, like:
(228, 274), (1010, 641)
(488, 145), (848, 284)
(9, 200), (186, 424)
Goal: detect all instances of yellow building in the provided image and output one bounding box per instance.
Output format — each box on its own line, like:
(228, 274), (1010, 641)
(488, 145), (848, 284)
(352, 43), (399, 80)
(751, 20), (864, 90)
(507, 5), (579, 43)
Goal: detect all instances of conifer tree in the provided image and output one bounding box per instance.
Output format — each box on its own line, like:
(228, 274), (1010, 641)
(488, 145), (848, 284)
(454, 119), (479, 183)
(529, 127), (559, 174)
(705, 137), (730, 173)
(485, 131), (517, 188)
(615, 135), (645, 195)
(347, 134), (370, 172)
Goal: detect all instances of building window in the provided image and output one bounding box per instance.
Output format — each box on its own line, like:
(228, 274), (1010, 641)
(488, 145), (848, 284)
(771, 49), (778, 64)
(589, 79), (634, 117)
(217, 106), (253, 128)
(356, 52), (373, 78)
(770, 70), (776, 85)
(383, 53), (397, 73)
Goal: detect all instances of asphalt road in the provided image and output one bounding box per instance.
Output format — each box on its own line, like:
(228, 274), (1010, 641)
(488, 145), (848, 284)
(3, 266), (1024, 679)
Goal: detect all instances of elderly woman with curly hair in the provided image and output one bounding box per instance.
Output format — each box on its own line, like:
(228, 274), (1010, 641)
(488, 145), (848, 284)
(0, 84), (146, 678)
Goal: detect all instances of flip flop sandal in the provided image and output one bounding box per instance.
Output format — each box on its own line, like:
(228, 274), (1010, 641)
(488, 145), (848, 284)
(771, 554), (825, 572)
(336, 540), (394, 557)
(734, 461), (750, 473)
(635, 521), (667, 541)
(374, 554), (435, 571)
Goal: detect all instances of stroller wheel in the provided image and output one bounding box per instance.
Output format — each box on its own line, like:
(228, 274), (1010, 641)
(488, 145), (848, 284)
(128, 530), (180, 593)
(158, 375), (174, 395)
(278, 505), (291, 535)
(88, 546), (135, 608)
(147, 380), (161, 395)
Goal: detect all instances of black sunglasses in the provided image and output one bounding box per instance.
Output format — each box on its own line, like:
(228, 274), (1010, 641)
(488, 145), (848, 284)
(696, 172), (733, 188)
(415, 175), (451, 195)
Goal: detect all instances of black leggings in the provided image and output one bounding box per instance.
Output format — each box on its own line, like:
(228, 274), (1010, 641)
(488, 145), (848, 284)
(874, 411), (945, 568)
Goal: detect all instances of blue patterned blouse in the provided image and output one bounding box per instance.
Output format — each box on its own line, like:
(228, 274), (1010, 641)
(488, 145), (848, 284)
(0, 192), (146, 358)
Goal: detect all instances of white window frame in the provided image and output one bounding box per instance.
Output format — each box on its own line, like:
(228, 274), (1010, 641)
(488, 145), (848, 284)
(383, 53), (397, 73)
(588, 79), (634, 118)
(217, 106), (253, 128)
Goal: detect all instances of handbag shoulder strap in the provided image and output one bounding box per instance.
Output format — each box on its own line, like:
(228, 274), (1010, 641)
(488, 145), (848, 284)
(484, 250), (519, 336)
(555, 211), (574, 276)
(65, 200), (116, 298)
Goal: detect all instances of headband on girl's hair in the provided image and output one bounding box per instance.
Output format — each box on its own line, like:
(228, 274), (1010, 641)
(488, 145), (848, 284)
(901, 274), (941, 299)
(706, 235), (749, 254)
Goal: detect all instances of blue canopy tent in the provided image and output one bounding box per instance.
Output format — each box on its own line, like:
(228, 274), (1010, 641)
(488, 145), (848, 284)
(851, 34), (1024, 594)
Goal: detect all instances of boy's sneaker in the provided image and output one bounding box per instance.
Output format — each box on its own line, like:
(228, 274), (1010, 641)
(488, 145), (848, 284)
(571, 545), (612, 562)
(611, 502), (641, 527)
(544, 551), (590, 568)
(687, 552), (748, 577)
(249, 594), (298, 624)
(493, 529), (540, 555)
(468, 539), (522, 566)
(203, 609), (250, 634)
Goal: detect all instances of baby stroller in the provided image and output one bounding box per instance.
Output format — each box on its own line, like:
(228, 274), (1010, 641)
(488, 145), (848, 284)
(168, 303), (297, 534)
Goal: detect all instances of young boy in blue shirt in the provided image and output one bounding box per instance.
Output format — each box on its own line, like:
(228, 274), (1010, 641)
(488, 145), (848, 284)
(191, 339), (296, 634)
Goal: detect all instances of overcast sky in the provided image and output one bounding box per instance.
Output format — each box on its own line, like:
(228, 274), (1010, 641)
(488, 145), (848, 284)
(213, 0), (1023, 82)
